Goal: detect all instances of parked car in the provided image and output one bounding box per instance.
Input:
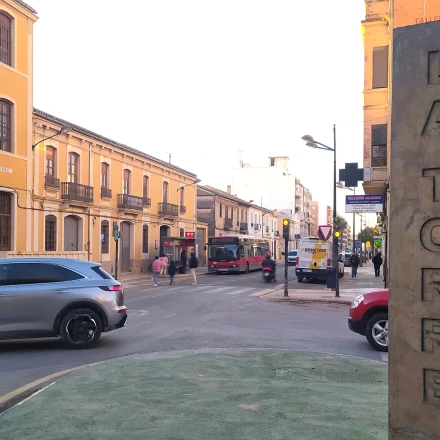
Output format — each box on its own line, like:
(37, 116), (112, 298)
(339, 253), (352, 267)
(348, 289), (388, 351)
(0, 258), (127, 348)
(287, 250), (298, 266)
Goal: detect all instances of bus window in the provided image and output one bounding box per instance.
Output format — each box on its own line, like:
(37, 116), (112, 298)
(239, 244), (244, 257)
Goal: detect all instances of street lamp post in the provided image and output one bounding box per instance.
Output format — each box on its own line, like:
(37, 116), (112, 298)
(301, 125), (339, 297)
(32, 125), (72, 151)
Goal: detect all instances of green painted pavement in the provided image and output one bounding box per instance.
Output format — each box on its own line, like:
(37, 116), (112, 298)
(0, 350), (388, 440)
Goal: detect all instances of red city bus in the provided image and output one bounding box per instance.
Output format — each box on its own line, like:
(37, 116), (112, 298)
(207, 235), (270, 273)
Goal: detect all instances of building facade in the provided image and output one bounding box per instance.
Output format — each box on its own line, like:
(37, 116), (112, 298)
(361, 0), (440, 285)
(0, 0), (37, 255)
(0, 0), (207, 274)
(294, 179), (314, 238)
(196, 185), (282, 259)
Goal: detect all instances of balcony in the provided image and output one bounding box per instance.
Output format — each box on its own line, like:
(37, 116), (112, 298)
(143, 196), (151, 207)
(117, 194), (143, 211)
(61, 182), (93, 203)
(180, 205), (186, 214)
(254, 224), (260, 231)
(224, 218), (233, 229)
(101, 187), (112, 199)
(158, 202), (178, 217)
(239, 222), (248, 232)
(44, 175), (59, 189)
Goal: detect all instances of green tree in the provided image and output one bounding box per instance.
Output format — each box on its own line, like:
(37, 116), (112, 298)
(336, 214), (348, 232)
(358, 226), (377, 245)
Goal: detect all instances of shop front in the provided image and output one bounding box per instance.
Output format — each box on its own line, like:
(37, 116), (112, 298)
(161, 232), (197, 269)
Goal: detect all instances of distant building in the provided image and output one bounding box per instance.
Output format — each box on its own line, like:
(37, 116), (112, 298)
(310, 202), (333, 237)
(294, 179), (314, 238)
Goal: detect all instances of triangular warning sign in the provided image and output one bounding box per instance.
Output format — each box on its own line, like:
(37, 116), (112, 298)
(318, 225), (332, 241)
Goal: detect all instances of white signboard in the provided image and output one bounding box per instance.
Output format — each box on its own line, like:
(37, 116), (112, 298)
(0, 167), (12, 173)
(345, 195), (384, 213)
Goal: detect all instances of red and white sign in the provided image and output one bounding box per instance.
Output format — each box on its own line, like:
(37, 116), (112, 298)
(318, 225), (332, 241)
(185, 232), (195, 239)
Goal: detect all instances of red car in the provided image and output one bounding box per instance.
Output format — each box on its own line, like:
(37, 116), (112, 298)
(348, 289), (389, 352)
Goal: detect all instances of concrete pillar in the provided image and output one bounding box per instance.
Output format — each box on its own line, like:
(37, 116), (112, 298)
(389, 21), (440, 439)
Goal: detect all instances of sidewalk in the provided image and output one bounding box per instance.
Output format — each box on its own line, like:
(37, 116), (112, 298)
(0, 349), (388, 440)
(118, 266), (209, 284)
(259, 262), (386, 305)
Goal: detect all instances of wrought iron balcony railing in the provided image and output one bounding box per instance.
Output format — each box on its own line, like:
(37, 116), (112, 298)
(61, 182), (93, 203)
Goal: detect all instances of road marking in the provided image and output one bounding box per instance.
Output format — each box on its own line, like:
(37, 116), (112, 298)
(162, 314), (177, 319)
(225, 287), (254, 295)
(249, 289), (276, 297)
(204, 287), (234, 293)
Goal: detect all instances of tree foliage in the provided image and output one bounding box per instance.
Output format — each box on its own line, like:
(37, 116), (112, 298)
(358, 226), (380, 244)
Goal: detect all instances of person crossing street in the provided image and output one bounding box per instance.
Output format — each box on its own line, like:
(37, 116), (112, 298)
(189, 252), (198, 285)
(349, 252), (361, 278)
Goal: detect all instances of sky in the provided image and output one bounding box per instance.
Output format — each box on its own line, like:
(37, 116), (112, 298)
(30, 0), (373, 230)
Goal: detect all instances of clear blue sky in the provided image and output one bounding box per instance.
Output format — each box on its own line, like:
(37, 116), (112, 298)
(30, 0), (372, 228)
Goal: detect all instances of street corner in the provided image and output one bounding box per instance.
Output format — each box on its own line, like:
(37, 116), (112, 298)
(0, 349), (388, 440)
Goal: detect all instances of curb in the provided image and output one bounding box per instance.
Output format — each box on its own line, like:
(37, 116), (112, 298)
(267, 297), (352, 305)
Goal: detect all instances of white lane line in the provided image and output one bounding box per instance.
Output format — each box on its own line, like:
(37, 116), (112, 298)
(123, 320), (151, 329)
(249, 289), (275, 297)
(162, 314), (177, 319)
(225, 287), (254, 295)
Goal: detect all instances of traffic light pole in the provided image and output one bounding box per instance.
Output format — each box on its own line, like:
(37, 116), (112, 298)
(115, 238), (119, 280)
(284, 234), (288, 297)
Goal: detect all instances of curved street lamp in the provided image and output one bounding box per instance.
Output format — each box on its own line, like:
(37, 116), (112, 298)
(301, 124), (338, 297)
(32, 125), (72, 151)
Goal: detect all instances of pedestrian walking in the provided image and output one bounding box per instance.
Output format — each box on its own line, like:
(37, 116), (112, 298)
(168, 260), (176, 285)
(189, 252), (198, 285)
(180, 250), (187, 274)
(349, 252), (361, 278)
(151, 256), (162, 286)
(160, 253), (168, 276)
(372, 252), (383, 277)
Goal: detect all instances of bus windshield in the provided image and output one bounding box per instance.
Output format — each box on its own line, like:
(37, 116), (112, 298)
(208, 244), (239, 261)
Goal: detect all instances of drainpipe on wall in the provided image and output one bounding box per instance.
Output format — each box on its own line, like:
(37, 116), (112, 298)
(87, 143), (92, 261)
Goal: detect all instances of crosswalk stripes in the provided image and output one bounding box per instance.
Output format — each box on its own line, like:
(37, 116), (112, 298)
(125, 283), (275, 302)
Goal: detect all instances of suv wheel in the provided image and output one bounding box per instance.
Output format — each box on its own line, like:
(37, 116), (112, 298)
(365, 312), (388, 352)
(60, 308), (102, 348)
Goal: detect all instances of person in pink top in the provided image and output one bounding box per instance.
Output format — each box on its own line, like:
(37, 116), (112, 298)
(160, 254), (168, 276)
(151, 256), (162, 286)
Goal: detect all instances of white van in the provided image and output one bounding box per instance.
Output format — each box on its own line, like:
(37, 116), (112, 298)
(295, 237), (344, 283)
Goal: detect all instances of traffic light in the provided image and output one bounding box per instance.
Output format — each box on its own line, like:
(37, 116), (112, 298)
(113, 221), (119, 240)
(333, 217), (341, 238)
(283, 219), (289, 240)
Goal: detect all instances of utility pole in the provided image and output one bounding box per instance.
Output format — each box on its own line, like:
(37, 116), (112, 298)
(113, 222), (120, 280)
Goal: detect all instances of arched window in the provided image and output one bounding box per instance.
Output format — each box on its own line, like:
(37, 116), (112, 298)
(143, 176), (149, 198)
(0, 99), (12, 152)
(101, 163), (109, 188)
(0, 12), (12, 66)
(123, 169), (130, 194)
(101, 220), (109, 254)
(142, 224), (148, 253)
(45, 215), (57, 251)
(162, 181), (169, 203)
(180, 228), (184, 237)
(0, 191), (12, 251)
(68, 152), (79, 183)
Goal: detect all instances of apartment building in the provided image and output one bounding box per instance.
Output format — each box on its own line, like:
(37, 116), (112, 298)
(361, 0), (440, 284)
(0, 0), (38, 254)
(294, 179), (313, 238)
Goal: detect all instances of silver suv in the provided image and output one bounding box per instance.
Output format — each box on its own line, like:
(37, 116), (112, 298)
(0, 258), (127, 348)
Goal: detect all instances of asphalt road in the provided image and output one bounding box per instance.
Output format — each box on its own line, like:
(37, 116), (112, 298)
(0, 266), (385, 401)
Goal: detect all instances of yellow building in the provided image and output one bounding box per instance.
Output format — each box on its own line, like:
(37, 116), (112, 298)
(0, 0), (207, 275)
(362, 0), (440, 285)
(30, 109), (202, 275)
(0, 0), (37, 254)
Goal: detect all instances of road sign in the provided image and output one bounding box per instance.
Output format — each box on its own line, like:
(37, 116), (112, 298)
(366, 240), (371, 248)
(339, 163), (364, 188)
(345, 194), (384, 213)
(375, 240), (382, 247)
(317, 225), (332, 241)
(101, 234), (105, 243)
